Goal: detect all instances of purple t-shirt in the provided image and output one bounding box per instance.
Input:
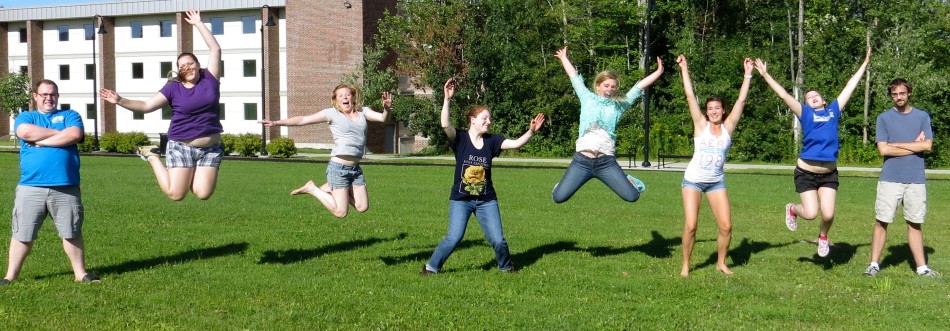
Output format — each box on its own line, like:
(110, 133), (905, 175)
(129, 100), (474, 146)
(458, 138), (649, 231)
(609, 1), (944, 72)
(159, 69), (223, 141)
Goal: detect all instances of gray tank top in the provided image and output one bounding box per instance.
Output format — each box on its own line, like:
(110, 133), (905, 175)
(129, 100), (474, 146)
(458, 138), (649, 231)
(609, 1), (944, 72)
(324, 107), (368, 158)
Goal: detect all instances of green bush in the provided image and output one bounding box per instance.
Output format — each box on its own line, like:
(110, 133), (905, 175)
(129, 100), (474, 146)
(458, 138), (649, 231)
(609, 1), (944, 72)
(233, 133), (263, 157)
(100, 131), (150, 154)
(221, 134), (239, 156)
(266, 136), (297, 158)
(77, 134), (96, 153)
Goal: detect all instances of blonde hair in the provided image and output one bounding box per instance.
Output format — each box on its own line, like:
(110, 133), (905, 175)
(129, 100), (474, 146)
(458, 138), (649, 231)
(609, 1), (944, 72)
(331, 84), (362, 111)
(592, 70), (624, 101)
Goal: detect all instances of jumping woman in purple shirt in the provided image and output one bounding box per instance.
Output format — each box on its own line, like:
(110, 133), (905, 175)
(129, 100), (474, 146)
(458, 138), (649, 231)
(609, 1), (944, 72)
(100, 9), (223, 201)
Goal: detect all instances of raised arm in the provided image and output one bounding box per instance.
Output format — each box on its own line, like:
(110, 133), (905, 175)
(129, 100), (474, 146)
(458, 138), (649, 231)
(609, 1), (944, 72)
(635, 57), (665, 90)
(184, 9), (221, 78)
(554, 46), (579, 78)
(754, 58), (802, 117)
(676, 55), (705, 134)
(501, 113), (546, 150)
(724, 58), (754, 133)
(99, 88), (168, 113)
(365, 92), (392, 123)
(441, 78), (458, 141)
(834, 46), (871, 110)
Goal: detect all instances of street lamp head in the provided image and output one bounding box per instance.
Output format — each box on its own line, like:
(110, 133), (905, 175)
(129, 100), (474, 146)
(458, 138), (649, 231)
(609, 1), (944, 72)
(95, 15), (107, 34)
(262, 5), (277, 27)
(344, 1), (352, 9)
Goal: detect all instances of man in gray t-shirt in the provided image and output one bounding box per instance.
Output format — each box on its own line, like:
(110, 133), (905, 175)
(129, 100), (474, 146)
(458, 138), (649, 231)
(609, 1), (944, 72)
(863, 78), (937, 277)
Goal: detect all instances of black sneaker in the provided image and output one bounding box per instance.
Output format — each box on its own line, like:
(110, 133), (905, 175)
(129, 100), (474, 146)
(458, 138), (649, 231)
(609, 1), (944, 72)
(0, 278), (10, 285)
(80, 273), (101, 283)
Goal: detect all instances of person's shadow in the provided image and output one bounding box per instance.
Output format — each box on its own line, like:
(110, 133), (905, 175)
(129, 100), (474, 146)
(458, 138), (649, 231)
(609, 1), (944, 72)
(378, 239), (484, 266)
(258, 233), (407, 264)
(585, 231), (680, 259)
(692, 238), (794, 271)
(879, 243), (936, 273)
(796, 241), (865, 270)
(36, 242), (251, 279)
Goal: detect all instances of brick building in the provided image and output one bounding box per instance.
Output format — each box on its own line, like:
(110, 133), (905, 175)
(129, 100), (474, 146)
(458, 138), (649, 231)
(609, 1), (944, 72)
(0, 0), (424, 153)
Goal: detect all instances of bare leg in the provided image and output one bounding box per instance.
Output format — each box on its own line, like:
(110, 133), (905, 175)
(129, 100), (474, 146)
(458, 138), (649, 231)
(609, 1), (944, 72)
(816, 187), (837, 237)
(796, 190), (819, 220)
(869, 220), (888, 264)
(62, 237), (89, 281)
(350, 185), (369, 213)
(907, 222), (927, 269)
(706, 190), (733, 275)
(3, 239), (32, 281)
(191, 167), (219, 200)
(292, 181), (351, 218)
(144, 154), (195, 201)
(680, 187), (701, 277)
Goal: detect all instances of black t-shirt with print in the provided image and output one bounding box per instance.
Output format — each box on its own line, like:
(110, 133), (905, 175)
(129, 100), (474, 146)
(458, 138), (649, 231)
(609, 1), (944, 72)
(449, 132), (504, 201)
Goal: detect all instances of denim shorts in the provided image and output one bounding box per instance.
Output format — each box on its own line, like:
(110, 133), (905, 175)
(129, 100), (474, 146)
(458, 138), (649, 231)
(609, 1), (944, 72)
(681, 178), (726, 193)
(165, 140), (223, 169)
(326, 161), (366, 189)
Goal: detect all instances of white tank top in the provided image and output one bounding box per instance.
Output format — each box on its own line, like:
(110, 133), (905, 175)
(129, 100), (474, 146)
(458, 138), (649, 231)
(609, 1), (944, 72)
(684, 122), (731, 183)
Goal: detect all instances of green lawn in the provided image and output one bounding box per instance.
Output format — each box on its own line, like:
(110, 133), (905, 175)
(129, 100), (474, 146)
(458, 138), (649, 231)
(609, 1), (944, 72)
(0, 152), (946, 329)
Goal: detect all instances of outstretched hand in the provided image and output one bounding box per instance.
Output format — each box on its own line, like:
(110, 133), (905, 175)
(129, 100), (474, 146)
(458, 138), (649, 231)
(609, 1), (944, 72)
(259, 119), (278, 127)
(554, 46), (569, 60)
(99, 88), (120, 104)
(529, 113), (546, 133)
(753, 58), (768, 75)
(743, 58), (754, 75)
(676, 54), (688, 69)
(184, 9), (202, 26)
(443, 78), (457, 99)
(381, 91), (393, 109)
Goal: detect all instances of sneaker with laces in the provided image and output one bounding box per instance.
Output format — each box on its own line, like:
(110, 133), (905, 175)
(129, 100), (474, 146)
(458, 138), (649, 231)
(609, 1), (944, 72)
(817, 236), (830, 257)
(917, 269), (940, 277)
(784, 203), (798, 231)
(136, 145), (160, 161)
(863, 264), (880, 276)
(626, 175), (646, 193)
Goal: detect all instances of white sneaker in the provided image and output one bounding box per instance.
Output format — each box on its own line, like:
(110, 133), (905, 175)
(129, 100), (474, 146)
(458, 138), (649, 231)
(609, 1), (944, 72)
(784, 203), (798, 231)
(817, 236), (830, 257)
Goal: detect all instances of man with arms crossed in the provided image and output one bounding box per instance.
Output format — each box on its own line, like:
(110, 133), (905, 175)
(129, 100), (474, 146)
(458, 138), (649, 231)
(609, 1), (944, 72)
(2, 79), (99, 285)
(864, 78), (937, 277)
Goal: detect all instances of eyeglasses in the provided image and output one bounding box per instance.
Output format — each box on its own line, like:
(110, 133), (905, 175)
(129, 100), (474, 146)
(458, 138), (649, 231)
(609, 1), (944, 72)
(37, 93), (59, 98)
(890, 92), (909, 98)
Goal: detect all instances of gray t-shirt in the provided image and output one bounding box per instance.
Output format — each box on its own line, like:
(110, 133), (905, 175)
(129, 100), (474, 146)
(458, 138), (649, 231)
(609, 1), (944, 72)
(875, 107), (933, 184)
(324, 107), (368, 158)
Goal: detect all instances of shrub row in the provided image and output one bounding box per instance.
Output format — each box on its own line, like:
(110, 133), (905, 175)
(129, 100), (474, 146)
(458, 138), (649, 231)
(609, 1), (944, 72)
(99, 131), (149, 154)
(76, 132), (297, 158)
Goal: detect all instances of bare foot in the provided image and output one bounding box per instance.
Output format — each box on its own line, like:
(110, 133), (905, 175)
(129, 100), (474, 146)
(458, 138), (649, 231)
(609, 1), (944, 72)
(680, 265), (689, 277)
(717, 264), (733, 275)
(291, 180), (317, 195)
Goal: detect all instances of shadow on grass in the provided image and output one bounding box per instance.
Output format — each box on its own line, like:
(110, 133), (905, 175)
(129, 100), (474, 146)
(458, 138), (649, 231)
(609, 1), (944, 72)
(586, 231), (680, 259)
(879, 243), (936, 272)
(488, 240), (582, 270)
(36, 242), (251, 279)
(259, 233), (407, 264)
(691, 238), (794, 272)
(378, 239), (484, 266)
(796, 241), (865, 270)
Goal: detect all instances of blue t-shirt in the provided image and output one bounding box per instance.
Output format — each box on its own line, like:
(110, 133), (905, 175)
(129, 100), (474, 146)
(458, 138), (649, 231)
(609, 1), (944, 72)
(798, 100), (841, 161)
(449, 132), (504, 201)
(14, 109), (84, 186)
(159, 69), (223, 141)
(876, 107), (933, 184)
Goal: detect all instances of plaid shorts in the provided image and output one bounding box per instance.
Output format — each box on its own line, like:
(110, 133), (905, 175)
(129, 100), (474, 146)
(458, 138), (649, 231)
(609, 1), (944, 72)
(165, 140), (223, 168)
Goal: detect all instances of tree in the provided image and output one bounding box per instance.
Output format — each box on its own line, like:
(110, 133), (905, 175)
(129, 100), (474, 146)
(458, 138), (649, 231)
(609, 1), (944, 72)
(1, 71), (31, 138)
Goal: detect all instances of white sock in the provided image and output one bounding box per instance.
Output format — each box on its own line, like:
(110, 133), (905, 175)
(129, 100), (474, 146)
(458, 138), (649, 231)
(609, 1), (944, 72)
(916, 265), (930, 273)
(870, 262), (880, 268)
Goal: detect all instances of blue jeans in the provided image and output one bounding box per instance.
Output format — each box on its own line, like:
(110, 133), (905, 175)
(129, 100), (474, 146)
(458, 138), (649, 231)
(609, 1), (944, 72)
(426, 199), (513, 272)
(552, 152), (640, 203)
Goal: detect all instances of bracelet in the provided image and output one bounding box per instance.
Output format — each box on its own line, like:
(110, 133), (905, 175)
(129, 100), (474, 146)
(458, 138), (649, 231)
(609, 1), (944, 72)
(744, 74), (753, 78)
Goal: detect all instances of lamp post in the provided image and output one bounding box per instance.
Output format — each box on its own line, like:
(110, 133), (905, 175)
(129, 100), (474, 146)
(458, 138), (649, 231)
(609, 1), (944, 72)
(260, 5), (277, 156)
(91, 14), (107, 151)
(640, 0), (654, 168)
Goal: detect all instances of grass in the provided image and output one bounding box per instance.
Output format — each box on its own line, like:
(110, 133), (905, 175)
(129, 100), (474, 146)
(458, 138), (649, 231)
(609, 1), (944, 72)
(0, 151), (947, 329)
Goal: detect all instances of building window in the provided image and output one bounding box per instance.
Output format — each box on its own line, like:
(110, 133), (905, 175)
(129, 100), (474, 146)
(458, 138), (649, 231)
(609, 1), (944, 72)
(61, 103), (71, 110)
(243, 60), (256, 77)
(59, 65), (70, 80)
(244, 103), (257, 120)
(132, 63), (144, 79)
(131, 21), (143, 38)
(86, 104), (97, 120)
(161, 105), (172, 120)
(84, 24), (94, 40)
(160, 20), (173, 37)
(58, 25), (69, 41)
(211, 17), (224, 35)
(160, 61), (173, 79)
(242, 16), (256, 34)
(219, 103), (226, 120)
(19, 28), (27, 43)
(133, 112), (144, 120)
(86, 64), (95, 80)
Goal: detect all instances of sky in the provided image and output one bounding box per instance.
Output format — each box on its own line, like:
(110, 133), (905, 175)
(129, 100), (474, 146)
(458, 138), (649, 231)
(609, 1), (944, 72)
(1, 0), (106, 9)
